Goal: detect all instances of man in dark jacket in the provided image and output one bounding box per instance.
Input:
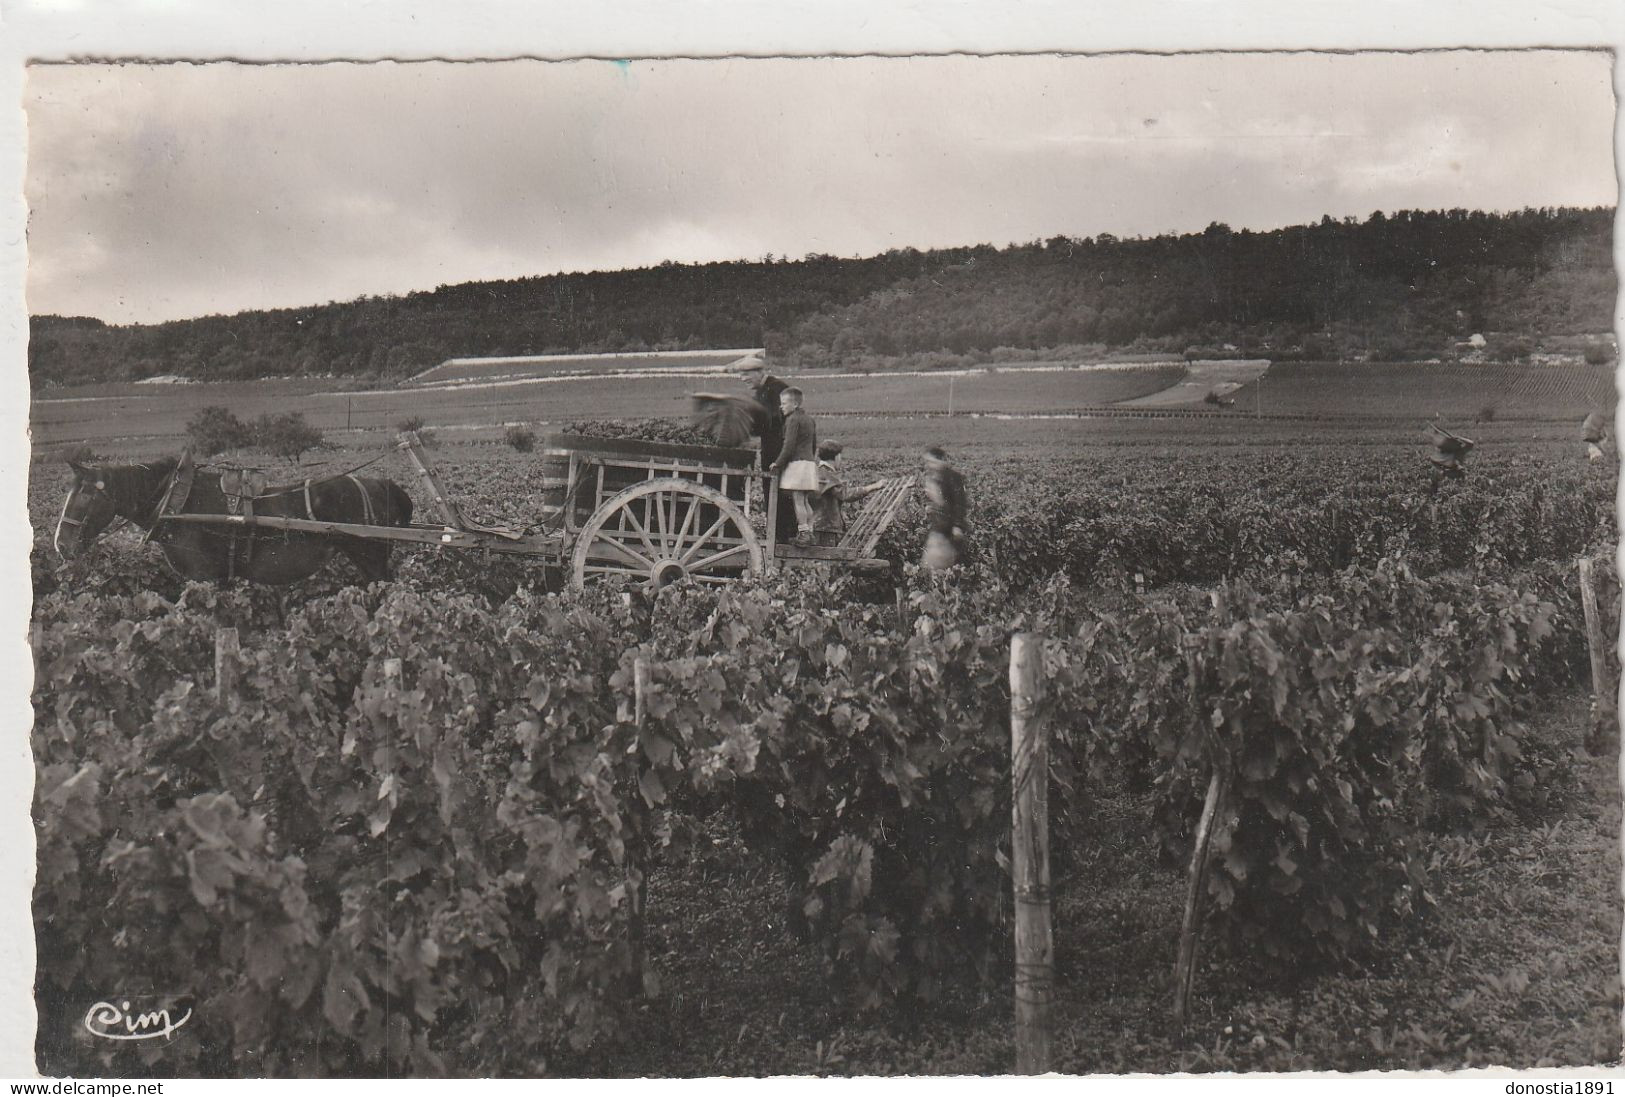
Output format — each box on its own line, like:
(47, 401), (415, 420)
(922, 445), (969, 569)
(735, 354), (789, 468)
(733, 353), (797, 542)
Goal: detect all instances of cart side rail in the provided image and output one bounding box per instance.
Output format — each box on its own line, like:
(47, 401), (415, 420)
(841, 475), (917, 557)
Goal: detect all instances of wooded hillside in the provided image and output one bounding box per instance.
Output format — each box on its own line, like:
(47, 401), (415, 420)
(29, 207), (1615, 387)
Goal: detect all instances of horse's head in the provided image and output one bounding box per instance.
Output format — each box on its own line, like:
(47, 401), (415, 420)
(54, 460), (119, 559)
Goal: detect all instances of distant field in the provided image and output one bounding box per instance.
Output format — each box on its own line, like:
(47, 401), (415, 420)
(1230, 362), (1616, 420)
(1118, 359), (1269, 407)
(29, 359), (1615, 459)
(29, 363), (1186, 453)
(777, 364), (1184, 414)
(408, 349), (762, 386)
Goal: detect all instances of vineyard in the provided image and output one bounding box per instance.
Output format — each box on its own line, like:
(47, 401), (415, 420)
(1228, 362), (1616, 421)
(27, 416), (1621, 1076)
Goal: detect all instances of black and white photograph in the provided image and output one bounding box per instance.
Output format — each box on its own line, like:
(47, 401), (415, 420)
(7, 11), (1624, 1083)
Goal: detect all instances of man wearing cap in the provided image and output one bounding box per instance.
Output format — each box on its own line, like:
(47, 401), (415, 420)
(811, 440), (886, 547)
(732, 352), (797, 543)
(732, 353), (789, 468)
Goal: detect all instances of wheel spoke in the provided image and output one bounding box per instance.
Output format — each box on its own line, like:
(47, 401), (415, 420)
(672, 494), (700, 554)
(652, 490), (669, 541)
(687, 543), (750, 573)
(679, 515), (731, 563)
(620, 506), (660, 557)
(589, 534), (655, 571)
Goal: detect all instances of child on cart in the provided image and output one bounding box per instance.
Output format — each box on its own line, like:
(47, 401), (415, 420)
(811, 440), (886, 547)
(770, 386), (820, 546)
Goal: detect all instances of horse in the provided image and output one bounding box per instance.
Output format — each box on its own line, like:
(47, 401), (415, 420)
(54, 457), (415, 585)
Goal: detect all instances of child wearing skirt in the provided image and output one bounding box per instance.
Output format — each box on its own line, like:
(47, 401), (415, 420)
(770, 386), (820, 547)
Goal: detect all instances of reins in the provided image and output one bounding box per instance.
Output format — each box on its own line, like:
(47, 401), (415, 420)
(142, 448), (400, 528)
(65, 446), (402, 554)
(220, 450), (397, 505)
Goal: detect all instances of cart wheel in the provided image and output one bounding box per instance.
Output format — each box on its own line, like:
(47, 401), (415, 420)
(571, 478), (764, 590)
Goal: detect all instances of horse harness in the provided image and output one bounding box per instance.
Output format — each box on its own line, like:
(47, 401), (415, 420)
(144, 457), (383, 581)
(142, 452), (197, 544)
(58, 461), (162, 550)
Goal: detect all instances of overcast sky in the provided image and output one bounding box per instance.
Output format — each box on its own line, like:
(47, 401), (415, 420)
(22, 50), (1618, 325)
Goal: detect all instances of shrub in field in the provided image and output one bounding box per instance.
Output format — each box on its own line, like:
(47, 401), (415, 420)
(55, 443), (102, 466)
(397, 415), (437, 446)
(504, 425), (537, 453)
(250, 412), (326, 463)
(1492, 335), (1535, 363)
(1583, 342), (1616, 366)
(187, 405), (253, 456)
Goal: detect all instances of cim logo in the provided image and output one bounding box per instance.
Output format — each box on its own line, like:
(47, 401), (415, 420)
(83, 998), (193, 1041)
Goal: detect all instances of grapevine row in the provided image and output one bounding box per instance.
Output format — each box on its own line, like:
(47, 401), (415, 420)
(30, 551), (1604, 1075)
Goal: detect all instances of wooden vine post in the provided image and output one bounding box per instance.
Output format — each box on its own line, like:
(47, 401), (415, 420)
(627, 655), (652, 995)
(1578, 556), (1615, 754)
(1172, 769), (1229, 1031)
(214, 627), (240, 708)
(1009, 632), (1053, 1075)
(634, 655), (651, 728)
(1172, 641), (1230, 1033)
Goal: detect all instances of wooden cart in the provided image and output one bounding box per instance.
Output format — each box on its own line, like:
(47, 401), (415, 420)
(160, 431), (915, 589)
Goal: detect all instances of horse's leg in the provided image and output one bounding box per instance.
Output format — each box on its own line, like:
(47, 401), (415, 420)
(161, 532), (228, 584)
(338, 537), (391, 583)
(335, 479), (400, 583)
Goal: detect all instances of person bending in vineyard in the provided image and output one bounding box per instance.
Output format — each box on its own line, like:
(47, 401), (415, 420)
(1583, 411), (1608, 463)
(1426, 420), (1474, 494)
(770, 387), (820, 547)
(811, 440), (886, 547)
(922, 445), (969, 569)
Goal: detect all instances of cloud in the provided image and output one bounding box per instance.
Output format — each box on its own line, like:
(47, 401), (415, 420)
(23, 51), (1617, 323)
